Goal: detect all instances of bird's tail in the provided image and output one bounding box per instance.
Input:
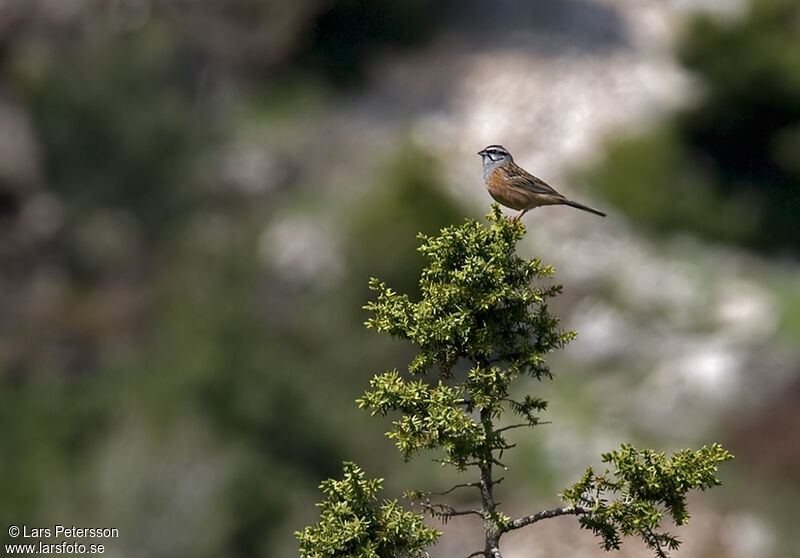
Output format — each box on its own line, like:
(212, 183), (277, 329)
(562, 199), (606, 217)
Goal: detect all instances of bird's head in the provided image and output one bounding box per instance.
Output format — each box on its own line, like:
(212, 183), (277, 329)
(478, 145), (513, 165)
(478, 145), (513, 183)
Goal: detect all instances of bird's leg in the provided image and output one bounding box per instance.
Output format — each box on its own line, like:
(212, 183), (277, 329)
(513, 209), (527, 221)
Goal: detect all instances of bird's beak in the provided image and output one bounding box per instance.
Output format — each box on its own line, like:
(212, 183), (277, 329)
(477, 150), (486, 156)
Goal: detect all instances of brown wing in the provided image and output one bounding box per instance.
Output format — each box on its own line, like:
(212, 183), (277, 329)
(499, 163), (565, 199)
(490, 163), (607, 217)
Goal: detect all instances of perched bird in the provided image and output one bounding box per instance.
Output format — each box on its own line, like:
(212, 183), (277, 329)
(478, 145), (606, 220)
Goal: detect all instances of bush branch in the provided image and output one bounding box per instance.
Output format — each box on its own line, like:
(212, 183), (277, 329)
(431, 481), (482, 496)
(505, 505), (589, 531)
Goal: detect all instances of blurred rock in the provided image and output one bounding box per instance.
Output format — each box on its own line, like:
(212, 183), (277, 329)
(18, 193), (62, 242)
(720, 513), (775, 558)
(733, 376), (800, 482)
(260, 216), (342, 290)
(713, 279), (778, 342)
(0, 100), (40, 193)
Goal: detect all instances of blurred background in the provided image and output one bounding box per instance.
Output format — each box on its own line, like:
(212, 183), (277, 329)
(0, 0), (798, 557)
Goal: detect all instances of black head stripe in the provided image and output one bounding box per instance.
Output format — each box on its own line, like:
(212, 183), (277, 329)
(484, 145), (508, 155)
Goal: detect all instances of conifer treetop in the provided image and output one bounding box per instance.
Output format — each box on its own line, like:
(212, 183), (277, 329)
(299, 205), (732, 558)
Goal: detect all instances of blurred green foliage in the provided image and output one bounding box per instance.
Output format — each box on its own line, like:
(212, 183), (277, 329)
(11, 23), (203, 234)
(0, 2), (461, 557)
(587, 0), (800, 253)
(346, 147), (465, 299)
